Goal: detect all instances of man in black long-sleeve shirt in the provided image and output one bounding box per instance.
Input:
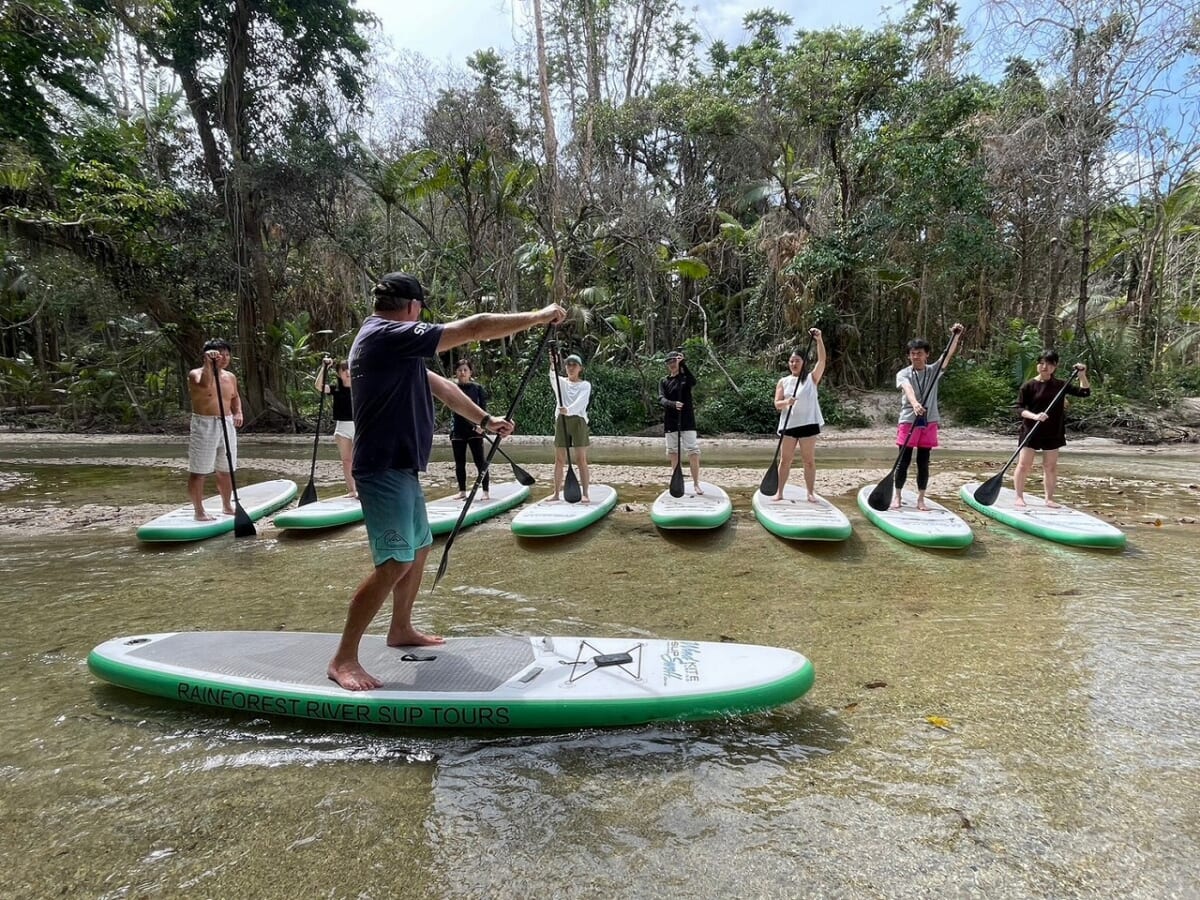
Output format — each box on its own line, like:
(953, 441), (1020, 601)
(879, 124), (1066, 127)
(659, 350), (704, 495)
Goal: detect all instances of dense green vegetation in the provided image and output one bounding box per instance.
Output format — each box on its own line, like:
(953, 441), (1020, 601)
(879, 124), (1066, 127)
(2, 0), (1197, 438)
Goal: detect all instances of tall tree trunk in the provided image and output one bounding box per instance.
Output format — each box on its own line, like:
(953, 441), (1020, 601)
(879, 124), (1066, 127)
(531, 0), (567, 304)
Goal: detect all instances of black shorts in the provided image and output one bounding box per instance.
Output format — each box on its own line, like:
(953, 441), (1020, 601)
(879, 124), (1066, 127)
(780, 423), (820, 439)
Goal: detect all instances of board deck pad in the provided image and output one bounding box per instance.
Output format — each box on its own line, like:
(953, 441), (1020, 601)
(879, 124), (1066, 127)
(959, 482), (1126, 549)
(136, 479), (298, 542)
(426, 482), (531, 536)
(752, 487), (851, 541)
(273, 494), (363, 530)
(510, 484), (617, 537)
(856, 485), (973, 549)
(88, 631), (815, 730)
(650, 481), (733, 530)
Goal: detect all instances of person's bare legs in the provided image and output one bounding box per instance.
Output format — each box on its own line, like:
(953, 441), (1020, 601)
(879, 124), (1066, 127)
(577, 449), (591, 503)
(188, 473), (214, 520)
(551, 447), (566, 500)
(689, 452), (702, 493)
(667, 450), (680, 487)
(336, 434), (356, 497)
(385, 545), (445, 647)
(798, 436), (818, 501)
(215, 470), (234, 514)
(1013, 447), (1037, 507)
(1042, 448), (1061, 507)
(327, 559), (409, 691)
(773, 439), (797, 501)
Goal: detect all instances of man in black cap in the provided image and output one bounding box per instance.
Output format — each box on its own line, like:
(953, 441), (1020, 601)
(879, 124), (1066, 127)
(328, 272), (566, 691)
(659, 349), (703, 494)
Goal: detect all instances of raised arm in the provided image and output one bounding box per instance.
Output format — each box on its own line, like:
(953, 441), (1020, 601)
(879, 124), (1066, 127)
(314, 357), (333, 394)
(810, 328), (827, 385)
(437, 305), (565, 352)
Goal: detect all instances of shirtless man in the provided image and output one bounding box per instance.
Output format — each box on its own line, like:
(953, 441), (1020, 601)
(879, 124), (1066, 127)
(186, 339), (243, 521)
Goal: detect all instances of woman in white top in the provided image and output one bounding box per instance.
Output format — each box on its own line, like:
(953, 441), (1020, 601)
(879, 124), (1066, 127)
(771, 328), (826, 502)
(550, 351), (593, 502)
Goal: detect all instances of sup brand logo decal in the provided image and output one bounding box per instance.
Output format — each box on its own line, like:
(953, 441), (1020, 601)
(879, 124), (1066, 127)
(661, 640), (701, 684)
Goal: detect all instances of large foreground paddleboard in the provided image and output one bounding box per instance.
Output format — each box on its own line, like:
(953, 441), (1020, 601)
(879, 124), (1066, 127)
(88, 631), (814, 730)
(959, 483), (1126, 550)
(511, 484), (617, 537)
(856, 485), (973, 549)
(426, 482), (531, 536)
(273, 494), (363, 530)
(650, 481), (733, 530)
(752, 487), (852, 541)
(137, 479), (298, 542)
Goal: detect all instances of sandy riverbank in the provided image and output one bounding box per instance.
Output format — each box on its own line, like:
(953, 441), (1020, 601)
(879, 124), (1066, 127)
(1, 428), (1195, 537)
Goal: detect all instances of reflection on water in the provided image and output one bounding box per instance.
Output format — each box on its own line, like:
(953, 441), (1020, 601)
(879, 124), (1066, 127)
(0, 446), (1198, 897)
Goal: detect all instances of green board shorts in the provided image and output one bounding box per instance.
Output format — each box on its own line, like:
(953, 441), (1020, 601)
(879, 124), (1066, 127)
(357, 469), (432, 566)
(554, 415), (590, 448)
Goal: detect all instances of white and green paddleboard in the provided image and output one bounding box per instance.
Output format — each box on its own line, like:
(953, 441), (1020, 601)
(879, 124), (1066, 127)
(650, 481), (733, 530)
(959, 483), (1126, 550)
(273, 494), (363, 531)
(856, 485), (973, 549)
(88, 631), (814, 731)
(510, 484), (618, 537)
(136, 479), (298, 543)
(426, 482), (531, 536)
(752, 487), (852, 541)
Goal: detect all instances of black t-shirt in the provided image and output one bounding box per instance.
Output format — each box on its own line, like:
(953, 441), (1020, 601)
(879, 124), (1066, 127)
(349, 316), (444, 474)
(450, 382), (488, 439)
(659, 369), (697, 431)
(329, 379), (353, 422)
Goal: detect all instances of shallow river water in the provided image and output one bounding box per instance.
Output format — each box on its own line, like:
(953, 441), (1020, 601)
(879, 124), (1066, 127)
(1, 437), (1197, 898)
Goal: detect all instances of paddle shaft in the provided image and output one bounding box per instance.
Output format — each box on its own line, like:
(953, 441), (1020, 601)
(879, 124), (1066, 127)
(434, 328), (554, 588)
(211, 358), (254, 536)
(301, 361), (332, 504)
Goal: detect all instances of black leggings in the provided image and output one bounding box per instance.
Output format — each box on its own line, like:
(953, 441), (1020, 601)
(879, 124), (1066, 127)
(895, 447), (931, 492)
(451, 437), (489, 492)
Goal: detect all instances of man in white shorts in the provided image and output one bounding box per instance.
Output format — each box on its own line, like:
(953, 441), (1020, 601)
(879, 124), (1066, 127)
(186, 339), (243, 520)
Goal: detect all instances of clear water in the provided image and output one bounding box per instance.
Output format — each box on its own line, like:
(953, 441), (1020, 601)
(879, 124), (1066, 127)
(1, 438), (1197, 897)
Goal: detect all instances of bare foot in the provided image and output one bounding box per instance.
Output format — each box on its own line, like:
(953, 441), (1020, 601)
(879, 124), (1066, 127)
(549, 495), (560, 502)
(1014, 497), (1027, 508)
(454, 492), (466, 500)
(890, 497), (902, 510)
(221, 507), (235, 516)
(387, 628), (446, 647)
(1046, 500), (1062, 509)
(693, 484), (705, 495)
(193, 511), (216, 522)
(807, 494), (819, 503)
(481, 493), (490, 501)
(771, 494), (784, 503)
(581, 495), (591, 504)
(916, 502), (930, 512)
(327, 660), (381, 691)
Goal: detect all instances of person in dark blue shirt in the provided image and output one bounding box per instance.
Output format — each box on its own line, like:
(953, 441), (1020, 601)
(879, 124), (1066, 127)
(328, 272), (565, 691)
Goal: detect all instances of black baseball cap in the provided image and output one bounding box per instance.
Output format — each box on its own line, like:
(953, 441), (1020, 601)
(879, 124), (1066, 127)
(373, 272), (426, 308)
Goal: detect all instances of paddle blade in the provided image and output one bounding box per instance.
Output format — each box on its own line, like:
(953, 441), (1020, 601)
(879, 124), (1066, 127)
(973, 473), (1004, 506)
(669, 462), (685, 498)
(866, 474), (894, 511)
(564, 467), (582, 504)
(759, 458), (780, 497)
(298, 480), (318, 506)
(233, 503), (257, 537)
(511, 463), (536, 487)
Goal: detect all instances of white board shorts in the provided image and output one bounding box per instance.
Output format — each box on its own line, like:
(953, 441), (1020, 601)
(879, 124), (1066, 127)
(665, 430), (700, 456)
(332, 419), (355, 441)
(188, 414), (236, 474)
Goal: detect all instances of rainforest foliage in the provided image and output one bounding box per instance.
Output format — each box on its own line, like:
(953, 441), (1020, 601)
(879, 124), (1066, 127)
(2, 0), (1198, 436)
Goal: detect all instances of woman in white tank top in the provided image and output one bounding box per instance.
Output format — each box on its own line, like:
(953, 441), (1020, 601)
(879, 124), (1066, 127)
(770, 328), (827, 502)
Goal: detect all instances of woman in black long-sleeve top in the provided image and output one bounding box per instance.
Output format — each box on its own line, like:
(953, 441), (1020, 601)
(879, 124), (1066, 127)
(659, 350), (704, 494)
(449, 359), (490, 499)
(1013, 350), (1091, 508)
